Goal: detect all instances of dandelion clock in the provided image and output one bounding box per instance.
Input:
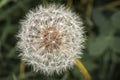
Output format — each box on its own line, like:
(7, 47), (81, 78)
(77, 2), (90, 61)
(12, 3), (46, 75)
(17, 4), (91, 80)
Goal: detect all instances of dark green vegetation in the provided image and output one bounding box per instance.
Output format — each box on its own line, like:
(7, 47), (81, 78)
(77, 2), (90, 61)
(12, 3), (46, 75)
(0, 0), (120, 80)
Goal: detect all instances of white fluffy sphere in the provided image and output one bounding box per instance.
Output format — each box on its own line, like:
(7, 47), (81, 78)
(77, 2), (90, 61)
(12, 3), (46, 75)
(17, 4), (85, 75)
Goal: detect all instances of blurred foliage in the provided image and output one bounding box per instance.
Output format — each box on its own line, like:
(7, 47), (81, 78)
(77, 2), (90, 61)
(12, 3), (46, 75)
(0, 0), (120, 80)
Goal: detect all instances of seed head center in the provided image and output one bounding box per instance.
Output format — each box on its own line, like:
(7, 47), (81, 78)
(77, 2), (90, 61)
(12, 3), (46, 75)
(41, 26), (62, 52)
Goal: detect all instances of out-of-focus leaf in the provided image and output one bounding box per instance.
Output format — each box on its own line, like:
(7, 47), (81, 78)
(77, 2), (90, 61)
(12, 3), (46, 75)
(110, 37), (120, 53)
(111, 52), (118, 63)
(92, 9), (113, 35)
(0, 26), (9, 46)
(83, 59), (97, 72)
(61, 72), (69, 80)
(0, 0), (10, 8)
(0, 0), (30, 20)
(82, 54), (98, 71)
(6, 24), (19, 33)
(88, 35), (112, 57)
(72, 66), (83, 79)
(12, 74), (17, 80)
(7, 46), (17, 58)
(111, 11), (120, 29)
(0, 25), (18, 46)
(41, 0), (48, 6)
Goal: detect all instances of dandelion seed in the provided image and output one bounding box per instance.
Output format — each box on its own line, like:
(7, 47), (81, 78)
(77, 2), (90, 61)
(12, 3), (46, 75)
(17, 4), (85, 75)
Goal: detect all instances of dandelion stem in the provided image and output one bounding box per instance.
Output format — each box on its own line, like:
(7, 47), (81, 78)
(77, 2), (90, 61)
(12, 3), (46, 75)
(75, 59), (91, 80)
(20, 60), (25, 79)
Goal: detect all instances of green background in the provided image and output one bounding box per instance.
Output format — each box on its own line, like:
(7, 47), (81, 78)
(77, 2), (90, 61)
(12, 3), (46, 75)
(0, 0), (120, 80)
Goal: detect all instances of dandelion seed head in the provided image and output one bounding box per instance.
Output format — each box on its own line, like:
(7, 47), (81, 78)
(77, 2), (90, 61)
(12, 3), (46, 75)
(17, 4), (85, 75)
